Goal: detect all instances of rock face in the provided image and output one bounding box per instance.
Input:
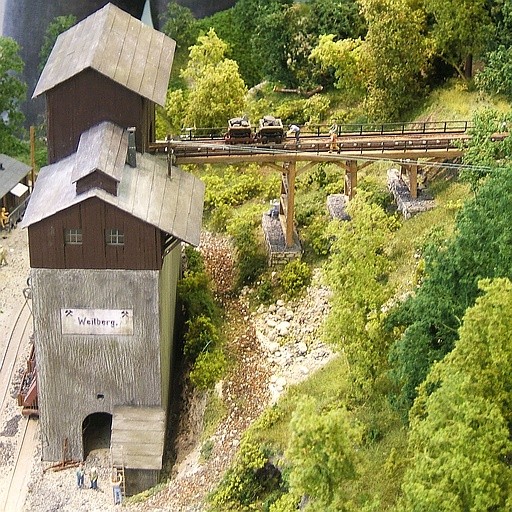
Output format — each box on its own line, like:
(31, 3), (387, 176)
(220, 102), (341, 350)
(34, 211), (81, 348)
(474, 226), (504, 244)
(2, 0), (237, 126)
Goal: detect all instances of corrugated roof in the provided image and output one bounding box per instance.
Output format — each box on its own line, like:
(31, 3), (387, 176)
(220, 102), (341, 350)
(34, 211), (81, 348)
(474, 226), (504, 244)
(0, 154), (32, 200)
(21, 125), (204, 247)
(32, 3), (176, 106)
(111, 406), (165, 470)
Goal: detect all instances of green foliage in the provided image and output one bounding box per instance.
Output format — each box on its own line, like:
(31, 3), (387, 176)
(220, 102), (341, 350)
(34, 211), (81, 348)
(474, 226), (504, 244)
(183, 245), (205, 274)
(284, 397), (360, 511)
(190, 349), (227, 390)
(302, 215), (333, 257)
(279, 259), (312, 298)
(358, 0), (429, 120)
(226, 207), (268, 288)
(398, 279), (512, 511)
(184, 315), (219, 362)
(162, 88), (188, 136)
(458, 109), (512, 191)
(38, 15), (76, 71)
(160, 1), (199, 51)
(475, 46), (512, 100)
(323, 193), (398, 399)
(0, 37), (26, 154)
(203, 166), (265, 211)
(178, 271), (219, 323)
(209, 436), (278, 510)
(425, 0), (493, 79)
(388, 166), (512, 416)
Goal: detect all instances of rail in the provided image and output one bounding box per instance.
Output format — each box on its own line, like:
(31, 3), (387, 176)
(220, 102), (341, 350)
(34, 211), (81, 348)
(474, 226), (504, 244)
(156, 135), (465, 160)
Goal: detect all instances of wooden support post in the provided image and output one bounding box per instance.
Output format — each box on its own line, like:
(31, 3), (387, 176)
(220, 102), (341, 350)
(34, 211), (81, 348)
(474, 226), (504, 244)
(279, 161), (296, 248)
(409, 162), (418, 199)
(344, 160), (358, 199)
(30, 125), (36, 190)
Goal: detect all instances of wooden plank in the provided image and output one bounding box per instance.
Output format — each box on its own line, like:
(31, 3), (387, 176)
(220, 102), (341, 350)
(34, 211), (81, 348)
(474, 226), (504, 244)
(127, 25), (151, 95)
(158, 170), (181, 234)
(171, 170), (194, 241)
(131, 164), (154, 222)
(113, 406), (165, 422)
(146, 159), (167, 228)
(112, 454), (163, 470)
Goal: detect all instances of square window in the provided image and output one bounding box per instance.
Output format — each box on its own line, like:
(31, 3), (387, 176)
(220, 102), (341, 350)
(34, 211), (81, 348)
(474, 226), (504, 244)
(64, 228), (82, 245)
(106, 228), (124, 246)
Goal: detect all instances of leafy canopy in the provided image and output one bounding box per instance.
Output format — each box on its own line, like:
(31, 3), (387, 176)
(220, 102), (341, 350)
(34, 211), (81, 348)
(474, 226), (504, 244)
(0, 37), (27, 154)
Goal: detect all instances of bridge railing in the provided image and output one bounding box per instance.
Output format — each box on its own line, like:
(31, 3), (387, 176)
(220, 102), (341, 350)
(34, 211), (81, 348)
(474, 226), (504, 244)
(176, 120), (472, 140)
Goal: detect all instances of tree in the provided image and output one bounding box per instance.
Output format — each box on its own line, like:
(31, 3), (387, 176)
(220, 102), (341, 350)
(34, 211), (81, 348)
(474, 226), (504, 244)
(425, 0), (493, 79)
(358, 0), (429, 120)
(281, 397), (359, 511)
(39, 15), (76, 72)
(475, 46), (512, 100)
(398, 279), (512, 511)
(0, 37), (26, 154)
(160, 1), (198, 52)
(181, 29), (247, 130)
(388, 164), (512, 416)
(458, 109), (512, 191)
(323, 192), (398, 399)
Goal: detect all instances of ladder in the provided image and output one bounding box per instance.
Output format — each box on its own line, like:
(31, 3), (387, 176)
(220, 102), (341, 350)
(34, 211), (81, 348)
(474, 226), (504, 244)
(112, 464), (126, 498)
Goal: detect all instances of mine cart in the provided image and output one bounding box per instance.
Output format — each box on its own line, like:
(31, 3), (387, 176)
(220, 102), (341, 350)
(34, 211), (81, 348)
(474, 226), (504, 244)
(225, 117), (253, 144)
(255, 115), (284, 144)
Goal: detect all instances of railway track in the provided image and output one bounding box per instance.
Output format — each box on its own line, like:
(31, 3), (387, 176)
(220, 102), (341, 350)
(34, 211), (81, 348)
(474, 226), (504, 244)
(0, 300), (37, 511)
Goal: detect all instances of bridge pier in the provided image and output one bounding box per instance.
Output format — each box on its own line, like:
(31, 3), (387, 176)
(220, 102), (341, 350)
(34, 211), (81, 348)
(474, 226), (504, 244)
(280, 162), (296, 248)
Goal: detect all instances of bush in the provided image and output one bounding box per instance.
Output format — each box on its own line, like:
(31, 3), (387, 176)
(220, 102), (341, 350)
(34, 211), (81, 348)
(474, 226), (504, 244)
(178, 271), (220, 323)
(190, 349), (227, 389)
(279, 260), (312, 298)
(227, 207), (268, 288)
(209, 438), (278, 509)
(184, 315), (219, 362)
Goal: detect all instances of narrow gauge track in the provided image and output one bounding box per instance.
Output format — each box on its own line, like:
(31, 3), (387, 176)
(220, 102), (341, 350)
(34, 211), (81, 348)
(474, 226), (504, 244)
(149, 122), (476, 161)
(150, 132), (469, 165)
(0, 300), (36, 512)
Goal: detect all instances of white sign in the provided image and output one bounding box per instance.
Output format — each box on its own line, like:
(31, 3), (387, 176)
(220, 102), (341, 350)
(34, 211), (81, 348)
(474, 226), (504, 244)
(61, 308), (133, 335)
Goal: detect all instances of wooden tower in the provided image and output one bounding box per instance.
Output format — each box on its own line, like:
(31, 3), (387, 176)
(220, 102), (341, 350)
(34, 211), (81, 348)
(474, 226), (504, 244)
(21, 4), (204, 494)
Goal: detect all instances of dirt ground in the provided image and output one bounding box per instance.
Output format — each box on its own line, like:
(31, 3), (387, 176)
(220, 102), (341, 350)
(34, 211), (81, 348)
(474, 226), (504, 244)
(0, 227), (334, 511)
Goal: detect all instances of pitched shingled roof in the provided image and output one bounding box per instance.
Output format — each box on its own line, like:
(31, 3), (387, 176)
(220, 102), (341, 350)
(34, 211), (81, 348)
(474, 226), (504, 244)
(21, 122), (204, 247)
(0, 154), (32, 201)
(32, 2), (176, 106)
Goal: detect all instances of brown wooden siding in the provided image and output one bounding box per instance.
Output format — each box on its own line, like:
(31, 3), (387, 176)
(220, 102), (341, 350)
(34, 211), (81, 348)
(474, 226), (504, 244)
(76, 172), (118, 196)
(46, 69), (153, 164)
(27, 197), (163, 269)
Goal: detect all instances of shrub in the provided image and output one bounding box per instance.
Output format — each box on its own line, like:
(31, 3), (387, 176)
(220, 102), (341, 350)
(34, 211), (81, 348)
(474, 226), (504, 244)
(209, 437), (278, 509)
(178, 271), (220, 323)
(183, 315), (219, 362)
(190, 349), (227, 389)
(279, 260), (312, 297)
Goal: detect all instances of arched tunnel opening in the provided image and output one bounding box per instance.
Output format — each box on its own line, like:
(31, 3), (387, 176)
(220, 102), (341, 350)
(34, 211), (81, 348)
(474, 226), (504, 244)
(82, 412), (112, 459)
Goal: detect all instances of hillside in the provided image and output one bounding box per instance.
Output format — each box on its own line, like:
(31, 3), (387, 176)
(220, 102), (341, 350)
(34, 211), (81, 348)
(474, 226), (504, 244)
(125, 86), (512, 511)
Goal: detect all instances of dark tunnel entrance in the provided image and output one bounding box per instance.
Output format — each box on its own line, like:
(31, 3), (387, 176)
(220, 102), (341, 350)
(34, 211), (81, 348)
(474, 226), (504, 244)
(82, 412), (112, 459)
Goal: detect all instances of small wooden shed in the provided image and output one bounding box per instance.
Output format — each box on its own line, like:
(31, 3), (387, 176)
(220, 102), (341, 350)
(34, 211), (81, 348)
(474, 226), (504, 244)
(32, 2), (176, 164)
(0, 154), (32, 228)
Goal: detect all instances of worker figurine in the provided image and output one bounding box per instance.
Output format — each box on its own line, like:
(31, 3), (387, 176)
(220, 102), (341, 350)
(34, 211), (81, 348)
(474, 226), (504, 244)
(0, 246), (7, 266)
(0, 207), (9, 229)
(328, 121), (339, 153)
(76, 463), (85, 489)
(288, 124), (300, 145)
(111, 469), (123, 505)
(89, 467), (98, 490)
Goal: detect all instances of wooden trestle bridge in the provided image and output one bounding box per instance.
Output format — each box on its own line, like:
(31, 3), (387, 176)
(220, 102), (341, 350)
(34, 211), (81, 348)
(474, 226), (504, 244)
(149, 120), (486, 247)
